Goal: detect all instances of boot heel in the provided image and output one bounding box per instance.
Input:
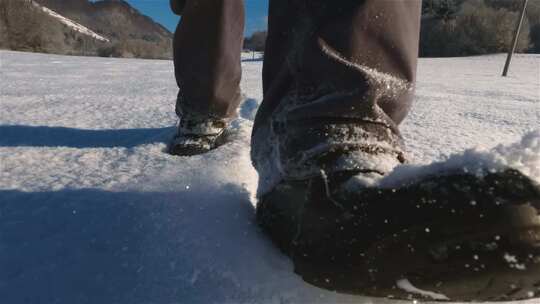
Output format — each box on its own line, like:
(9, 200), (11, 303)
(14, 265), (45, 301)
(368, 203), (540, 301)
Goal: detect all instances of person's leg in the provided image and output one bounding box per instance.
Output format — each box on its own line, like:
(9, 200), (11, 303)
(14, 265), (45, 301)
(254, 1), (540, 300)
(254, 0), (421, 264)
(169, 0), (186, 15)
(252, 0), (421, 194)
(170, 0), (245, 155)
(174, 0), (244, 119)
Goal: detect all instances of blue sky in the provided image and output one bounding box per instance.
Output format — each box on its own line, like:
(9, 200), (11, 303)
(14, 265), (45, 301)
(124, 0), (269, 36)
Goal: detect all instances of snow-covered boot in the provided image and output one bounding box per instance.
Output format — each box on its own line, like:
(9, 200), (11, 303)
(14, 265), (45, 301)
(169, 116), (229, 156)
(257, 168), (540, 301)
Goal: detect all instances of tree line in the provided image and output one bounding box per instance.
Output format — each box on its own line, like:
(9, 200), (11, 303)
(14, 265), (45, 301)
(244, 0), (540, 56)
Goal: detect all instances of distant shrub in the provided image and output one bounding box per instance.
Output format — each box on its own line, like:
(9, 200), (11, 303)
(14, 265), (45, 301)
(420, 0), (531, 57)
(244, 31), (267, 52)
(524, 2), (540, 53)
(457, 0), (529, 54)
(97, 45), (115, 57)
(422, 0), (466, 19)
(530, 24), (540, 53)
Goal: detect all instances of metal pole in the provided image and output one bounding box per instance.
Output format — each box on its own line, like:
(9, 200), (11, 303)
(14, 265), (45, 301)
(502, 0), (529, 77)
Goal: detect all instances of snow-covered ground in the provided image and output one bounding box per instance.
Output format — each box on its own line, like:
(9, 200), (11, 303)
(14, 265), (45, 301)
(0, 50), (538, 303)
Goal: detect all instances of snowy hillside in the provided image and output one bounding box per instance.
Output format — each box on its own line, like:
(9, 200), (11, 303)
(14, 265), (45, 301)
(29, 0), (110, 42)
(0, 50), (538, 303)
(0, 0), (171, 59)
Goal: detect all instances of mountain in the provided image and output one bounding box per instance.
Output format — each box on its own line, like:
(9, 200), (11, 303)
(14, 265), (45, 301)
(0, 0), (172, 59)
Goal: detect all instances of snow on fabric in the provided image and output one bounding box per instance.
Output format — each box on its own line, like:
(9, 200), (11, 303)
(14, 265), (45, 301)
(0, 50), (538, 303)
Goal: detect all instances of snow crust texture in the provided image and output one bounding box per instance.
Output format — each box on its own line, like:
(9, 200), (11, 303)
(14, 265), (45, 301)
(0, 50), (539, 304)
(379, 129), (540, 188)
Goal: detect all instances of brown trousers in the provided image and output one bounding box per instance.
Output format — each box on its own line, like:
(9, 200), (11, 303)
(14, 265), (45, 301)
(173, 0), (422, 193)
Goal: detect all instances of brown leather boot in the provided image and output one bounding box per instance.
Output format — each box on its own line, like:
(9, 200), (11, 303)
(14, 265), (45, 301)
(257, 168), (540, 301)
(168, 116), (229, 156)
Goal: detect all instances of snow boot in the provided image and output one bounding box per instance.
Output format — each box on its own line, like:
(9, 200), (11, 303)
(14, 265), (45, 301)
(169, 116), (229, 156)
(257, 168), (540, 301)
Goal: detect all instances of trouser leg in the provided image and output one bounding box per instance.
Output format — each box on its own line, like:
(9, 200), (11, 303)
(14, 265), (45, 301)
(173, 0), (245, 120)
(252, 0), (422, 195)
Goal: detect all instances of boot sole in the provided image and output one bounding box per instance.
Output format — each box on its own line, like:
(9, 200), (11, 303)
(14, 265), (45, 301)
(295, 203), (540, 302)
(168, 129), (232, 156)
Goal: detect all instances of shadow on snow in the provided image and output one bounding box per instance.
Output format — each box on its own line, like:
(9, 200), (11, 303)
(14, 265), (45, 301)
(0, 125), (175, 149)
(0, 185), (264, 304)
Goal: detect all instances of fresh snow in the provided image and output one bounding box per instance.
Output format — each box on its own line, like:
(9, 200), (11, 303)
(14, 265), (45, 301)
(0, 50), (539, 304)
(377, 129), (540, 188)
(396, 278), (450, 301)
(29, 0), (110, 42)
